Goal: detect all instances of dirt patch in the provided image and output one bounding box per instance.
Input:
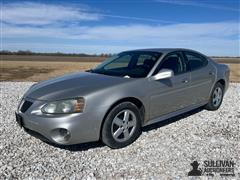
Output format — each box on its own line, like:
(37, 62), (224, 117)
(0, 66), (55, 81)
(0, 61), (99, 81)
(227, 63), (240, 82)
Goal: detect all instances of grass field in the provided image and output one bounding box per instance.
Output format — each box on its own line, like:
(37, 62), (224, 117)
(0, 55), (239, 82)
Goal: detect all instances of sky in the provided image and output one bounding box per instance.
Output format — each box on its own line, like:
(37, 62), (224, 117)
(1, 0), (240, 56)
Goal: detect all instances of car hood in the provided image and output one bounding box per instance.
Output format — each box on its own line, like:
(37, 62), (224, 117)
(24, 72), (131, 101)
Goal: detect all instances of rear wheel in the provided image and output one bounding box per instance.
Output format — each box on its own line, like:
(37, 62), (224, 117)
(205, 82), (224, 111)
(101, 102), (142, 149)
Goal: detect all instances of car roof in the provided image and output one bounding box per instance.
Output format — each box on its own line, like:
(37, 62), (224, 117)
(123, 48), (204, 55)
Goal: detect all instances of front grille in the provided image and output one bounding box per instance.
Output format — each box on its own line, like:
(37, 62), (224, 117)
(20, 100), (33, 113)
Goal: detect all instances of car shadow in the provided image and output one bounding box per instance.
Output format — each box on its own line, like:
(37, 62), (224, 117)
(24, 107), (204, 152)
(142, 106), (204, 132)
(48, 141), (105, 152)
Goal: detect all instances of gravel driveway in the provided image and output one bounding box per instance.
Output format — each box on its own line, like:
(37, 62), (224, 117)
(0, 82), (239, 179)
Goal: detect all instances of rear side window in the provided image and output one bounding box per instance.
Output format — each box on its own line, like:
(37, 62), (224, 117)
(184, 52), (208, 71)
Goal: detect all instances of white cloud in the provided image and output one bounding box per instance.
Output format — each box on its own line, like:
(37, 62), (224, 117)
(100, 14), (177, 24)
(156, 0), (240, 12)
(1, 2), (239, 56)
(1, 2), (177, 26)
(2, 22), (239, 56)
(3, 22), (238, 40)
(74, 22), (239, 40)
(1, 2), (100, 25)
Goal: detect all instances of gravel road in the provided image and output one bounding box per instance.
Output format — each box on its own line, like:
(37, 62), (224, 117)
(0, 82), (239, 179)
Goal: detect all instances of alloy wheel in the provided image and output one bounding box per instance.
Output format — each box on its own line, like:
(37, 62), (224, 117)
(212, 87), (223, 107)
(111, 110), (137, 142)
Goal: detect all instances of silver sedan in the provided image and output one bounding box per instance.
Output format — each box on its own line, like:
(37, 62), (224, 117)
(16, 48), (230, 148)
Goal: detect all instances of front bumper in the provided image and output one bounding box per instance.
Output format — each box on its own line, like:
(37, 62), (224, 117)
(16, 98), (104, 145)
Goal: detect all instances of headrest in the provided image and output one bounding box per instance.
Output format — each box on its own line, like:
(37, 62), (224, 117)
(143, 59), (155, 66)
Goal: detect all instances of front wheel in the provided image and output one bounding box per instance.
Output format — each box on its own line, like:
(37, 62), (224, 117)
(101, 102), (142, 149)
(205, 82), (224, 111)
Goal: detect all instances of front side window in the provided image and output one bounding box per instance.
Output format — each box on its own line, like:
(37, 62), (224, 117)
(92, 51), (162, 78)
(184, 52), (208, 71)
(155, 52), (186, 75)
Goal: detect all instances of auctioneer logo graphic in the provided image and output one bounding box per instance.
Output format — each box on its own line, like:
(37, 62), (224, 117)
(188, 160), (236, 177)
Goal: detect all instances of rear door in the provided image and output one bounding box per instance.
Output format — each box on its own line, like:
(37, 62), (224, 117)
(149, 52), (192, 119)
(183, 51), (215, 105)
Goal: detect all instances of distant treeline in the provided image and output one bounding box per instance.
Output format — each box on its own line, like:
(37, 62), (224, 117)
(0, 50), (113, 57)
(0, 50), (239, 58)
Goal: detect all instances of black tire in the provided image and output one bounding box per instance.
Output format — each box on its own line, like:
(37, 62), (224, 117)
(101, 102), (142, 149)
(205, 82), (224, 111)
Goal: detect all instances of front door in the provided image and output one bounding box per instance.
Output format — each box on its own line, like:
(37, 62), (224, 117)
(149, 52), (192, 119)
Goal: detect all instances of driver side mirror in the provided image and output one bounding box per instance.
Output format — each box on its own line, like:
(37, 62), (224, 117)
(151, 69), (174, 81)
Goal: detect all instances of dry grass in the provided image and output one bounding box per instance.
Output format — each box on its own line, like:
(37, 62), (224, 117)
(0, 55), (239, 82)
(0, 61), (99, 81)
(227, 63), (240, 82)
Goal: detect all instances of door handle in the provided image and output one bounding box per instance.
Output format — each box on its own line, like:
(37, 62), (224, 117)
(182, 79), (189, 83)
(209, 71), (215, 75)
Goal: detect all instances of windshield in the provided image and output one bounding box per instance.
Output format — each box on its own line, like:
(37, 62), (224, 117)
(91, 51), (162, 78)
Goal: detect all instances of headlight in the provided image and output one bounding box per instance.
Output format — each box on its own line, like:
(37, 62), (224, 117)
(42, 98), (84, 114)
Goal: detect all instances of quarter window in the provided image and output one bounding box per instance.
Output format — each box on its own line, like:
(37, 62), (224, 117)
(184, 52), (208, 71)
